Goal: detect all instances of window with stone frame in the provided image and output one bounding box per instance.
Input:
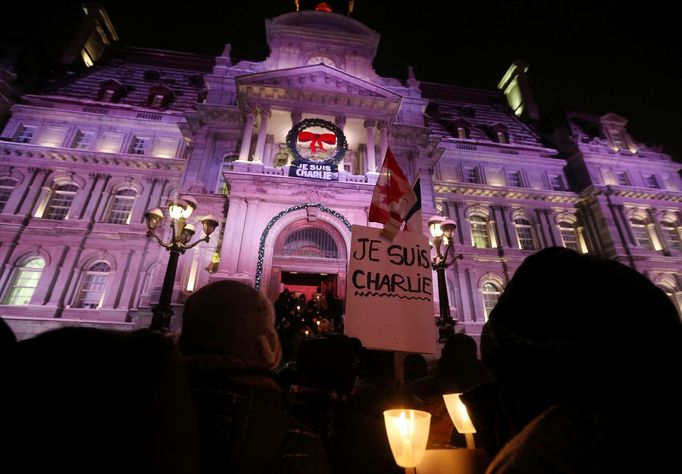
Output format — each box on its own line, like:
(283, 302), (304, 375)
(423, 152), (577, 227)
(514, 217), (537, 250)
(129, 136), (150, 155)
(615, 171), (631, 186)
(106, 189), (137, 224)
(44, 184), (78, 220)
(73, 261), (111, 309)
(2, 257), (45, 305)
(660, 220), (681, 251)
(549, 174), (566, 191)
(628, 217), (653, 249)
(15, 125), (37, 143)
(469, 215), (491, 249)
(464, 166), (481, 184)
(72, 130), (95, 150)
(481, 281), (502, 320)
(0, 178), (16, 213)
(557, 220), (580, 251)
(644, 174), (661, 189)
(508, 170), (523, 188)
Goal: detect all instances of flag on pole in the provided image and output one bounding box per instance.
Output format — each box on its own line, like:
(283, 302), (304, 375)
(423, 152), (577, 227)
(368, 148), (417, 227)
(403, 178), (423, 233)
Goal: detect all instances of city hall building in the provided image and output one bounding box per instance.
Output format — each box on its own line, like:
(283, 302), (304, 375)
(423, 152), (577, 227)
(1, 5), (681, 340)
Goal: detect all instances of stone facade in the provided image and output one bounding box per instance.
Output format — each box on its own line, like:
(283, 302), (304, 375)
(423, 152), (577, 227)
(1, 9), (680, 341)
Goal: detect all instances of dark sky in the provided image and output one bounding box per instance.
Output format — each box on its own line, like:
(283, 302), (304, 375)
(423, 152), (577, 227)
(5, 0), (680, 161)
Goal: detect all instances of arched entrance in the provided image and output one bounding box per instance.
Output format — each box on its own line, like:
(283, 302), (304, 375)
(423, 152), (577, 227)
(268, 219), (348, 303)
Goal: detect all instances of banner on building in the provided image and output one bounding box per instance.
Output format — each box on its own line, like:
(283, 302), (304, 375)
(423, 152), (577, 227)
(288, 162), (339, 180)
(344, 224), (436, 354)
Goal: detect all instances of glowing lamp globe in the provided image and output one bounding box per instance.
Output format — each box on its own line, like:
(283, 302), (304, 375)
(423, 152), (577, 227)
(383, 409), (431, 468)
(428, 215), (444, 238)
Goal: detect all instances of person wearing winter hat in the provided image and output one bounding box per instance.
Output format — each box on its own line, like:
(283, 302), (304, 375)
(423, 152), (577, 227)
(179, 280), (330, 474)
(461, 247), (682, 474)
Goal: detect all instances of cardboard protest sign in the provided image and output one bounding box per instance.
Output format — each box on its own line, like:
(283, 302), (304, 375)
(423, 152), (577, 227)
(344, 225), (436, 354)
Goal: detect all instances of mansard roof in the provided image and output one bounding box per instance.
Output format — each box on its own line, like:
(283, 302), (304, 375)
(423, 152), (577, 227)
(39, 48), (213, 112)
(420, 82), (545, 148)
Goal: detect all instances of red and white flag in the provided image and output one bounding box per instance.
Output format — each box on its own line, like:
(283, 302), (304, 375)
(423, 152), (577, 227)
(368, 148), (417, 225)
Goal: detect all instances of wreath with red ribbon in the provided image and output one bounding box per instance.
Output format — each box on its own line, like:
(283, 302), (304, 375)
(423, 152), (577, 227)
(286, 118), (348, 165)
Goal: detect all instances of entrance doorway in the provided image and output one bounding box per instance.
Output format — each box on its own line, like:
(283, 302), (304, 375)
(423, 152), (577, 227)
(280, 271), (338, 301)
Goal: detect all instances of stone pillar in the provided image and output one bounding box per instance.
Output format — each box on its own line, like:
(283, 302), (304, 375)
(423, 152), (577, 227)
(378, 121), (389, 169)
(291, 110), (302, 126)
(647, 208), (665, 252)
(3, 169), (33, 215)
(545, 210), (563, 247)
(86, 174), (110, 222)
(497, 205), (513, 247)
(364, 119), (377, 173)
(253, 106), (271, 163)
(533, 208), (548, 248)
(21, 168), (51, 216)
(217, 197), (248, 274)
(237, 108), (256, 162)
(616, 204), (636, 246)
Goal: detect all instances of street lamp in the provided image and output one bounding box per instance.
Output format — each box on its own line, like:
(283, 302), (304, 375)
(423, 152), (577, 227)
(144, 197), (219, 331)
(428, 215), (463, 342)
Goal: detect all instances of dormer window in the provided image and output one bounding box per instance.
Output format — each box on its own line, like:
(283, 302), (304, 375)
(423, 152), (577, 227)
(491, 124), (509, 144)
(147, 84), (173, 109)
(97, 79), (125, 102)
(451, 119), (470, 139)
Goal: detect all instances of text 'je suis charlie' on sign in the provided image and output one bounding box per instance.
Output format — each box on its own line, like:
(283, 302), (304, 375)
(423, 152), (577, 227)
(344, 225), (436, 354)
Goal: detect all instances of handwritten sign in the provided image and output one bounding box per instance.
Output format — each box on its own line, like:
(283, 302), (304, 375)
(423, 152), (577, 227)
(344, 225), (436, 354)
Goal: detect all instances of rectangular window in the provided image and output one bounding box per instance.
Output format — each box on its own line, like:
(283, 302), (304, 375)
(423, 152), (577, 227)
(72, 130), (95, 150)
(0, 179), (15, 213)
(615, 171), (631, 186)
(130, 136), (150, 155)
(549, 174), (565, 191)
(15, 125), (37, 144)
(106, 190), (136, 225)
(465, 167), (481, 184)
(508, 171), (523, 188)
(470, 216), (490, 248)
(661, 223), (681, 250)
(644, 174), (660, 189)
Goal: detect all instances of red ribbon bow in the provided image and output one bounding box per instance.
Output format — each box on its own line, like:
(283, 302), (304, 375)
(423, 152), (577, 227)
(298, 131), (336, 153)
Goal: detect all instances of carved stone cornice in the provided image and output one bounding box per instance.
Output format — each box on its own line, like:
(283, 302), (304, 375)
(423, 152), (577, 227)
(0, 143), (185, 173)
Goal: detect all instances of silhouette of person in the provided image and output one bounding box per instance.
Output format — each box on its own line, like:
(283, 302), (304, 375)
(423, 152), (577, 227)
(178, 280), (330, 474)
(461, 247), (682, 473)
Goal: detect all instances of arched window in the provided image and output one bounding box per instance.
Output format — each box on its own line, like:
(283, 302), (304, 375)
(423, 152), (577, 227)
(281, 227), (338, 259)
(660, 220), (681, 251)
(106, 189), (137, 224)
(469, 215), (491, 249)
(514, 217), (537, 250)
(481, 281), (502, 320)
(0, 178), (17, 213)
(44, 184), (78, 220)
(2, 258), (45, 305)
(557, 220), (580, 251)
(629, 217), (653, 249)
(74, 262), (111, 309)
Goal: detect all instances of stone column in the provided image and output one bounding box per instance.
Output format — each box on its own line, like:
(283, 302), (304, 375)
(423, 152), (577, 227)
(544, 210), (563, 246)
(647, 208), (665, 251)
(217, 197), (248, 274)
(533, 208), (547, 248)
(253, 106), (271, 163)
(22, 168), (52, 216)
(291, 110), (302, 126)
(378, 121), (389, 169)
(616, 204), (636, 246)
(3, 169), (34, 215)
(497, 205), (513, 247)
(237, 108), (256, 162)
(364, 119), (377, 173)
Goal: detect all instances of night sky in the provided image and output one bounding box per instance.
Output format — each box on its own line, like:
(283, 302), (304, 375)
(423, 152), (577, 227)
(4, 0), (680, 161)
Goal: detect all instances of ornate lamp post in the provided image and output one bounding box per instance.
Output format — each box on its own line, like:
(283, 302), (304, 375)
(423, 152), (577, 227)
(428, 215), (463, 342)
(144, 197), (219, 331)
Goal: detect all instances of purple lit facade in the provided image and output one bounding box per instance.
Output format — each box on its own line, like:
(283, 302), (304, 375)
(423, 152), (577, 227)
(1, 9), (680, 340)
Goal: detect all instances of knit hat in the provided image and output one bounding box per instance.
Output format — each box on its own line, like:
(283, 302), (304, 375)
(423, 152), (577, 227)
(179, 280), (281, 369)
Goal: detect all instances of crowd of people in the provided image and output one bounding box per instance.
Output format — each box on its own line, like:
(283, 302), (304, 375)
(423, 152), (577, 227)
(0, 247), (680, 474)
